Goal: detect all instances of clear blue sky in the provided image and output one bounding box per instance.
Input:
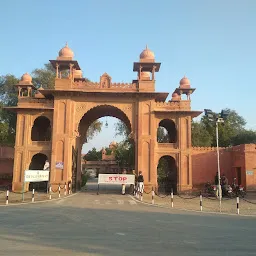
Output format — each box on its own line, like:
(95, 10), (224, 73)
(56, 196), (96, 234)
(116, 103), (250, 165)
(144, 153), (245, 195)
(1, 0), (256, 152)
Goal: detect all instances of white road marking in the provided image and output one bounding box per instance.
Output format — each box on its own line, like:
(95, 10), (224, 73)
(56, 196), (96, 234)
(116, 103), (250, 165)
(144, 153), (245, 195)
(94, 200), (100, 204)
(128, 200), (137, 205)
(115, 233), (125, 236)
(117, 200), (124, 205)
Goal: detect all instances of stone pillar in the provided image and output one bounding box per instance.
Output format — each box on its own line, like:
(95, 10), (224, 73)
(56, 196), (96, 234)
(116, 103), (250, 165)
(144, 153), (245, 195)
(136, 99), (156, 191)
(50, 98), (74, 188)
(12, 113), (31, 192)
(178, 116), (192, 192)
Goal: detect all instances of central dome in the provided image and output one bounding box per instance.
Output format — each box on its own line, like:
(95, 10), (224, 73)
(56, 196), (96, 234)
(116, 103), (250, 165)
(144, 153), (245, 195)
(140, 45), (155, 61)
(58, 43), (74, 59)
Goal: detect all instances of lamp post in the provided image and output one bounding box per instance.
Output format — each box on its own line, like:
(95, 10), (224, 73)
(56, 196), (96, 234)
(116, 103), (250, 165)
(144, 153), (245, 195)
(216, 117), (224, 212)
(204, 109), (228, 212)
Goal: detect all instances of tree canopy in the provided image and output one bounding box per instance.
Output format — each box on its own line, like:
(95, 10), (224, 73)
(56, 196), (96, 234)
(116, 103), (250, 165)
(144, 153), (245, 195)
(193, 108), (256, 147)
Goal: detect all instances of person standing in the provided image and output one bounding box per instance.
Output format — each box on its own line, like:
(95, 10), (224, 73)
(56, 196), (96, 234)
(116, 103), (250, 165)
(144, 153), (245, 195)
(131, 170), (137, 195)
(121, 169), (127, 195)
(137, 171), (144, 197)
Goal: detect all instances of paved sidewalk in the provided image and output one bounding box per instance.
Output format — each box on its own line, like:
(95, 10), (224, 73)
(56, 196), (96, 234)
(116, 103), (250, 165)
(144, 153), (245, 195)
(0, 190), (69, 205)
(137, 193), (256, 216)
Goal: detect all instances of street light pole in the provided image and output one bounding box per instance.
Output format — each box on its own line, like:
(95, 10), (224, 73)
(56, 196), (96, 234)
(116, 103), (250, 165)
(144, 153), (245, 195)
(204, 109), (228, 213)
(216, 119), (222, 212)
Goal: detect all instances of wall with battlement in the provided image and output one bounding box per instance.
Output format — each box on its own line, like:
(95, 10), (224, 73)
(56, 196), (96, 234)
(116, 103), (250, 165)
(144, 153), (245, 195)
(192, 144), (256, 191)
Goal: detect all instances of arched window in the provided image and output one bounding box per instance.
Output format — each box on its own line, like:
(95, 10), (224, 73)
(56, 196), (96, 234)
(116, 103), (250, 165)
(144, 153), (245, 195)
(157, 155), (177, 194)
(157, 119), (177, 143)
(31, 116), (51, 141)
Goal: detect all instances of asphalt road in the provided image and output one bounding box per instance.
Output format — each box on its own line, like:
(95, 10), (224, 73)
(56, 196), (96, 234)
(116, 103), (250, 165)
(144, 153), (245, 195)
(0, 190), (256, 256)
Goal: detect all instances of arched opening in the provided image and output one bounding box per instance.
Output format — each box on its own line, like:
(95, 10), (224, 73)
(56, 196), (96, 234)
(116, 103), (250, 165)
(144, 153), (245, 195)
(157, 155), (177, 194)
(74, 105), (134, 193)
(157, 119), (177, 143)
(29, 153), (49, 191)
(31, 116), (51, 141)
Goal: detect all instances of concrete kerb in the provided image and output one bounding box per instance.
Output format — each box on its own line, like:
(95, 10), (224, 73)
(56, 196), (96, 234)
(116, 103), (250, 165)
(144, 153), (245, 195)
(128, 195), (256, 218)
(0, 192), (78, 207)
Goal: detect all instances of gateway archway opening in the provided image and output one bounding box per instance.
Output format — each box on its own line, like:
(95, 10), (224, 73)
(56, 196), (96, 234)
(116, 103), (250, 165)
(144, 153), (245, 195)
(74, 105), (134, 192)
(157, 155), (177, 194)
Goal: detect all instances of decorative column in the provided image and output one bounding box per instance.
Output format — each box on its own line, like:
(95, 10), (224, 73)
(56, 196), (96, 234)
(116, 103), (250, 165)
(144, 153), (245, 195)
(152, 65), (156, 80)
(56, 64), (59, 78)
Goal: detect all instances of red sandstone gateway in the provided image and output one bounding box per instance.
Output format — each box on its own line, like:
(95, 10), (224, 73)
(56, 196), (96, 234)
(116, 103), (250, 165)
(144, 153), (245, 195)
(4, 44), (256, 194)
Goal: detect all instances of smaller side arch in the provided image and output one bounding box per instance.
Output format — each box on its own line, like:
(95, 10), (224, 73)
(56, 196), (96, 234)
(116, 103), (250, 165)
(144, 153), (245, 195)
(157, 155), (177, 194)
(28, 153), (49, 192)
(31, 116), (51, 141)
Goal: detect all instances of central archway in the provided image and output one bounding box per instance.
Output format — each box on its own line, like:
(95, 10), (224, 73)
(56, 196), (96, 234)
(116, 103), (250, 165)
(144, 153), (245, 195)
(73, 104), (133, 192)
(78, 105), (132, 142)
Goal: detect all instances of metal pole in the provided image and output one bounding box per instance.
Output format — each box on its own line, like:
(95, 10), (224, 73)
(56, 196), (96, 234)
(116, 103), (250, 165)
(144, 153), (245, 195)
(216, 120), (222, 212)
(22, 172), (25, 202)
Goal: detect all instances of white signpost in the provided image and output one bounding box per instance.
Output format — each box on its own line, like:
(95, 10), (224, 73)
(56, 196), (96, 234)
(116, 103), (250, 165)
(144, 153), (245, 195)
(98, 174), (135, 185)
(24, 170), (50, 182)
(22, 170), (50, 201)
(97, 174), (135, 195)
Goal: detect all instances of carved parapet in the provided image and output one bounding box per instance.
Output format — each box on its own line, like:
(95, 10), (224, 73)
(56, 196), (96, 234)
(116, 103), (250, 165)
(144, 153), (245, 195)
(73, 81), (137, 91)
(192, 146), (226, 152)
(154, 100), (191, 111)
(157, 143), (178, 150)
(18, 98), (54, 108)
(74, 81), (100, 88)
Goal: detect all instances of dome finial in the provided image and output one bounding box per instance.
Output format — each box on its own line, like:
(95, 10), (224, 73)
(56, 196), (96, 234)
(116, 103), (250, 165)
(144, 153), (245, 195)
(179, 76), (191, 89)
(139, 45), (155, 61)
(58, 43), (74, 60)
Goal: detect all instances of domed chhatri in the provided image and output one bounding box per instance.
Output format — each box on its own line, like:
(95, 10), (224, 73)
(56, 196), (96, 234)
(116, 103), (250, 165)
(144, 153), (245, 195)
(20, 73), (32, 84)
(139, 45), (155, 62)
(140, 71), (151, 80)
(58, 43), (74, 60)
(179, 76), (190, 89)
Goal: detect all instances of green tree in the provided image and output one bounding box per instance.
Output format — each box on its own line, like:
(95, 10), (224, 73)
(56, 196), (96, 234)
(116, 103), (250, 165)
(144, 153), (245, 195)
(32, 63), (56, 89)
(83, 147), (102, 161)
(114, 120), (135, 169)
(194, 108), (252, 147)
(114, 141), (135, 169)
(192, 121), (212, 146)
(86, 120), (103, 141)
(114, 120), (130, 138)
(231, 130), (256, 145)
(0, 75), (19, 145)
